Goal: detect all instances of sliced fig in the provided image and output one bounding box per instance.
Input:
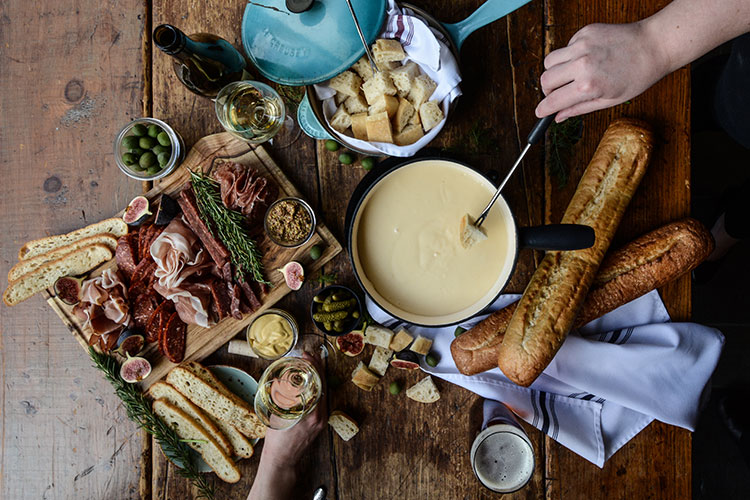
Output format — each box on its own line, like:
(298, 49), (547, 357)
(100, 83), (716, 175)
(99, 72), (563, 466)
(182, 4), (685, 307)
(114, 329), (145, 357)
(120, 355), (152, 383)
(336, 331), (365, 356)
(278, 261), (304, 290)
(54, 276), (83, 305)
(390, 350), (420, 370)
(154, 193), (180, 225)
(123, 196), (152, 226)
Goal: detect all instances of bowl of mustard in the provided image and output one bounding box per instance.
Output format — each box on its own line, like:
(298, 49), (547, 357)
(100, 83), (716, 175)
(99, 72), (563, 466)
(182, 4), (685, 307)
(246, 309), (299, 360)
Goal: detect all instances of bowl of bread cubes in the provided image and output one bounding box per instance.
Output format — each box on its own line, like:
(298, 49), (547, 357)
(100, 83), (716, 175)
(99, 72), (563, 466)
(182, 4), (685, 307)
(312, 38), (446, 154)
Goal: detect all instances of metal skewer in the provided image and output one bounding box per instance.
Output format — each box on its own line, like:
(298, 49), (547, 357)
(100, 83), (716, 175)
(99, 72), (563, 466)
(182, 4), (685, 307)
(343, 0), (380, 73)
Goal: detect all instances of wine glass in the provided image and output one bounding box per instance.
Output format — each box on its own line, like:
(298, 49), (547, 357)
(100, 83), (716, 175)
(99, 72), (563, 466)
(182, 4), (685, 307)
(215, 81), (287, 144)
(254, 356), (322, 430)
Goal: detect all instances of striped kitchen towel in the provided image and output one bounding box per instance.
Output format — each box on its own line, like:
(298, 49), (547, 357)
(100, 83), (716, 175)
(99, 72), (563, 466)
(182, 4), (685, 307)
(367, 290), (724, 467)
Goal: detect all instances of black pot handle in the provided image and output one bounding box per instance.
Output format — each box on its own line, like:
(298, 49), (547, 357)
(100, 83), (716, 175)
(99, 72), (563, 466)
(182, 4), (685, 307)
(518, 224), (595, 251)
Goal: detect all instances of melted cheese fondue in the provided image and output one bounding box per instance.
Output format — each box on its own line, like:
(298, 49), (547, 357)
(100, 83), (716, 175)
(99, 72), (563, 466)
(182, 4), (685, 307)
(353, 160), (515, 324)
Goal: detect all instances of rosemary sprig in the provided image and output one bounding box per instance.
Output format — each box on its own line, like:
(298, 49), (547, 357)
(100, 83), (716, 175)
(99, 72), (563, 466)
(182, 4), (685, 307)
(189, 170), (270, 285)
(88, 348), (215, 499)
(547, 116), (583, 188)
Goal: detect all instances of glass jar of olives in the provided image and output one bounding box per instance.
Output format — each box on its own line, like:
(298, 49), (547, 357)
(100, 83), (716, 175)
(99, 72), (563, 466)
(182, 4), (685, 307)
(114, 118), (185, 181)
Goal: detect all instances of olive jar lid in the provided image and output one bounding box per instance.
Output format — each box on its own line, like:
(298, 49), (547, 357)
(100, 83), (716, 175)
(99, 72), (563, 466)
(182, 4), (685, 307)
(241, 0), (386, 86)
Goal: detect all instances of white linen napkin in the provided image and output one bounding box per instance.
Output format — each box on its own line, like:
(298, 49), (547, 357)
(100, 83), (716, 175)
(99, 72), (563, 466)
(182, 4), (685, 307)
(367, 290), (724, 467)
(313, 0), (462, 156)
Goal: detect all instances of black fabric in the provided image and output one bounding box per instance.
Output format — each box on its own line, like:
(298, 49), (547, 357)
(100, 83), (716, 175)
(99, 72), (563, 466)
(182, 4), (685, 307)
(714, 33), (750, 150)
(723, 178), (750, 239)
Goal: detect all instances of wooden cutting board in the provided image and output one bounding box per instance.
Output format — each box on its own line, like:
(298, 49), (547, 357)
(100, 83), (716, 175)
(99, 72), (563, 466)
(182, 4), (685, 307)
(45, 132), (341, 387)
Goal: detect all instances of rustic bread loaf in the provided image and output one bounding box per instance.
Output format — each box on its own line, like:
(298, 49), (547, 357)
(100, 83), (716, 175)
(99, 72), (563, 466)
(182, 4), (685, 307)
(152, 399), (241, 483)
(8, 234), (117, 281)
(4, 244), (113, 306)
(406, 376), (440, 403)
(328, 410), (360, 441)
(18, 217), (127, 260)
(451, 303), (519, 375)
(497, 118), (654, 386)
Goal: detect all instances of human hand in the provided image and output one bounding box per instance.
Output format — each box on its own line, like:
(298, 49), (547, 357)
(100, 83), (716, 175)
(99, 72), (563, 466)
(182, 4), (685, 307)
(535, 22), (669, 121)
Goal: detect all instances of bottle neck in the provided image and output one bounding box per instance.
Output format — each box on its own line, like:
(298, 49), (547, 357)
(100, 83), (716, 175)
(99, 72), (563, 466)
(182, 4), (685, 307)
(153, 24), (186, 56)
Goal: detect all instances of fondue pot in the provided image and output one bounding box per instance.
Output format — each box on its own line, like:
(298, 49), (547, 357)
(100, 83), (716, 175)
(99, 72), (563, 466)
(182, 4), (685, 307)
(345, 157), (595, 327)
(241, 0), (532, 151)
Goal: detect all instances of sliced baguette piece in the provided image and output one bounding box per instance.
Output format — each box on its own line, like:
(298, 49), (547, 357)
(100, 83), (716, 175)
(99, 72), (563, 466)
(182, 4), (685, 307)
(393, 97), (415, 134)
(167, 366), (266, 439)
(389, 329), (414, 351)
(350, 112), (369, 140)
(18, 217), (127, 260)
(394, 124), (424, 146)
(419, 100), (444, 131)
(368, 346), (393, 377)
(362, 72), (397, 104)
(351, 361), (380, 391)
(406, 376), (440, 403)
(152, 399), (241, 483)
(148, 382), (233, 457)
(372, 39), (406, 64)
(363, 325), (394, 349)
(8, 234), (118, 282)
(409, 335), (433, 356)
(390, 61), (421, 97)
(328, 410), (359, 441)
(365, 112), (394, 143)
(3, 244), (113, 306)
(408, 74), (437, 108)
(368, 94), (399, 118)
(352, 55), (375, 81)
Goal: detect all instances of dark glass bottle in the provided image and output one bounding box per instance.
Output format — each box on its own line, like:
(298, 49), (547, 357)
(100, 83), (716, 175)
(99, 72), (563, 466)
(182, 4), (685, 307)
(153, 24), (248, 98)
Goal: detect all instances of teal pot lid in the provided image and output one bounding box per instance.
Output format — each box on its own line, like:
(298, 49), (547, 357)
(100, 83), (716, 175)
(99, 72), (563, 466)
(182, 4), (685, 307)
(242, 0), (386, 86)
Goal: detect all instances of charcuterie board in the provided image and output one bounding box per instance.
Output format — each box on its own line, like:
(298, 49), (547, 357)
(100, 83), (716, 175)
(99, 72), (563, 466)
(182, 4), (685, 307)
(45, 132), (342, 388)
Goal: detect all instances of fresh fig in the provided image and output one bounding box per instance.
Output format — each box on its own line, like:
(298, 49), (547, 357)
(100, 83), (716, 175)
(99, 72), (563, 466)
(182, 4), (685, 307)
(336, 330), (365, 356)
(123, 195), (152, 226)
(278, 261), (304, 290)
(390, 350), (420, 370)
(54, 276), (83, 305)
(114, 329), (145, 357)
(120, 355), (152, 383)
(154, 193), (179, 225)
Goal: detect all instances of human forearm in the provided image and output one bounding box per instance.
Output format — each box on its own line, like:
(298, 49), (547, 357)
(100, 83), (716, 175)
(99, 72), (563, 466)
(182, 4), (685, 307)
(246, 459), (298, 500)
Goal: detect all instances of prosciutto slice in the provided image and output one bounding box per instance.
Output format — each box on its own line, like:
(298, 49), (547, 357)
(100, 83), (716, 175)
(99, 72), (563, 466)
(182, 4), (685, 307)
(213, 162), (278, 227)
(150, 218), (213, 327)
(78, 269), (130, 336)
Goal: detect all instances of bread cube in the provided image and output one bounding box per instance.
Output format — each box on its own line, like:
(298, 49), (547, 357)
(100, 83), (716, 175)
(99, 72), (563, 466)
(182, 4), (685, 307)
(393, 97), (415, 133)
(344, 93), (368, 114)
(350, 113), (368, 140)
(390, 61), (421, 97)
(408, 73), (437, 107)
(352, 56), (375, 81)
(410, 334), (433, 355)
(334, 92), (347, 106)
(362, 72), (397, 104)
(366, 112), (394, 143)
(328, 70), (362, 98)
(369, 94), (399, 118)
(419, 100), (444, 131)
(406, 376), (440, 403)
(368, 346), (393, 377)
(394, 124), (424, 146)
(372, 39), (406, 64)
(389, 329), (414, 351)
(409, 108), (421, 126)
(330, 105), (352, 133)
(380, 61), (401, 70)
(328, 411), (359, 441)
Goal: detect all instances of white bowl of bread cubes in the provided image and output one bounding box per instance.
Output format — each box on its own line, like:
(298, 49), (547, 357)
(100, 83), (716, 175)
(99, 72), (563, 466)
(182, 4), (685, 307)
(323, 39), (445, 150)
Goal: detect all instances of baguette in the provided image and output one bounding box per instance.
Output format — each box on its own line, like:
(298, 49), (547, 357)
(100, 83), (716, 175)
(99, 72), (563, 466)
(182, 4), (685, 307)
(497, 118), (654, 386)
(18, 217), (127, 260)
(152, 399), (241, 483)
(3, 244), (113, 306)
(328, 410), (359, 441)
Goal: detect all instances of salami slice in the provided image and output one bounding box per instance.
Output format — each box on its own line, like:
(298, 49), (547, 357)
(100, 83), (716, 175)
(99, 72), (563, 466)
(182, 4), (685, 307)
(115, 234), (138, 281)
(146, 300), (173, 343)
(132, 292), (160, 330)
(162, 312), (187, 363)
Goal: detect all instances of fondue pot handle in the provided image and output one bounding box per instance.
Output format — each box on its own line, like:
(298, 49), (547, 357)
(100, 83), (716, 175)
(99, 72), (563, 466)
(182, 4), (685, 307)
(442, 0), (533, 50)
(518, 224), (595, 251)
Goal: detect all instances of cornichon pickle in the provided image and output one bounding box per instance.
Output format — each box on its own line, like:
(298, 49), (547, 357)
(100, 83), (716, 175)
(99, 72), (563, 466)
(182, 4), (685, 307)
(332, 292), (348, 301)
(323, 294), (333, 305)
(323, 321), (332, 331)
(333, 320), (344, 329)
(352, 311), (360, 319)
(333, 324), (345, 333)
(323, 298), (357, 313)
(313, 311), (349, 322)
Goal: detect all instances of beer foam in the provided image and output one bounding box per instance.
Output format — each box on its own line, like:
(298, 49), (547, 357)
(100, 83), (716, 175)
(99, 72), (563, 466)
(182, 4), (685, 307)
(474, 431), (534, 492)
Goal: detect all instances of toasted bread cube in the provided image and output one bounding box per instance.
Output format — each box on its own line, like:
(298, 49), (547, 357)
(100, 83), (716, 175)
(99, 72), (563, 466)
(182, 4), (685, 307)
(352, 56), (375, 80)
(330, 105), (352, 133)
(394, 124), (424, 146)
(380, 61), (401, 70)
(351, 361), (380, 391)
(419, 100), (444, 131)
(362, 72), (397, 104)
(363, 325), (394, 349)
(389, 329), (414, 351)
(408, 73), (437, 107)
(365, 112), (394, 143)
(393, 97), (415, 133)
(350, 112), (368, 140)
(369, 94), (399, 118)
(390, 61), (421, 97)
(334, 92), (347, 106)
(410, 335), (433, 355)
(372, 39), (406, 64)
(328, 70), (362, 98)
(344, 93), (369, 114)
(368, 346), (393, 377)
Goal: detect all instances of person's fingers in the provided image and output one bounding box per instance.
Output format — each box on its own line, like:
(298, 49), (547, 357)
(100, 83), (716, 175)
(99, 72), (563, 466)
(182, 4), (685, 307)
(555, 98), (619, 122)
(540, 60), (576, 96)
(535, 79), (600, 118)
(543, 45), (578, 70)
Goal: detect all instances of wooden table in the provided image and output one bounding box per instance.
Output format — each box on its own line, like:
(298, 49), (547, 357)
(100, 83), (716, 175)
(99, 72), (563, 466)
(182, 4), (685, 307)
(0, 0), (690, 498)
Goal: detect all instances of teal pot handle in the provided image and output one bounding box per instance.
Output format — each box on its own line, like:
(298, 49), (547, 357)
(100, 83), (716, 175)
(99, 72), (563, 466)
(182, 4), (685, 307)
(442, 0), (532, 51)
(297, 94), (334, 141)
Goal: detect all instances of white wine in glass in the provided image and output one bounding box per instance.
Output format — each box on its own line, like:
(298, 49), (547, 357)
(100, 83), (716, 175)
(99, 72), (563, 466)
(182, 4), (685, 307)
(215, 81), (285, 144)
(254, 356), (322, 430)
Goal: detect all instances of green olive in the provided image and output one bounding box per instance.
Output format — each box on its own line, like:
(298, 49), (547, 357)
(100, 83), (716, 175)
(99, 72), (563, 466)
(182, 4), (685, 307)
(139, 151), (157, 169)
(425, 353), (438, 367)
(139, 136), (157, 149)
(122, 152), (137, 166)
(128, 147), (145, 158)
(361, 157), (375, 171)
(454, 326), (467, 337)
(146, 165), (162, 175)
(157, 152), (170, 167)
(122, 135), (140, 150)
(325, 139), (340, 151)
(131, 123), (147, 136)
(152, 144), (171, 155)
(157, 131), (171, 147)
(309, 245), (322, 260)
(389, 381), (402, 395)
(338, 152), (354, 165)
(147, 124), (160, 138)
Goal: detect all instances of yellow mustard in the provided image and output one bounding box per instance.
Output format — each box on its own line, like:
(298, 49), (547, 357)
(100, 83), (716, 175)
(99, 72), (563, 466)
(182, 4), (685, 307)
(248, 312), (294, 358)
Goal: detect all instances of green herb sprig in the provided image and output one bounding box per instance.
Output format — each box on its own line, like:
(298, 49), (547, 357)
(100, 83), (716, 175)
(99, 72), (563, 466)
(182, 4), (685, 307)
(189, 170), (270, 285)
(314, 271), (338, 286)
(547, 116), (583, 188)
(89, 348), (215, 499)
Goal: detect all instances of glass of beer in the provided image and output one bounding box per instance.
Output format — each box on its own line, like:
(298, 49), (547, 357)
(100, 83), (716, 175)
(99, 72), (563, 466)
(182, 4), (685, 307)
(470, 400), (535, 493)
(254, 356), (322, 430)
(215, 81), (286, 144)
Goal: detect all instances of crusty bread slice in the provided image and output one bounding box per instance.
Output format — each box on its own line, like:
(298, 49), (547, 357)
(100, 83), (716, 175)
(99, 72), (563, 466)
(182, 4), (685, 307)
(389, 329), (414, 352)
(152, 399), (241, 483)
(330, 105), (352, 134)
(350, 113), (369, 140)
(3, 244), (113, 306)
(394, 124), (424, 146)
(406, 376), (440, 403)
(409, 335), (433, 356)
(368, 346), (392, 377)
(351, 361), (380, 391)
(328, 410), (359, 441)
(8, 234), (118, 282)
(372, 39), (406, 64)
(148, 382), (233, 457)
(167, 365), (266, 439)
(328, 70), (362, 98)
(419, 100), (444, 131)
(363, 325), (394, 349)
(18, 217), (127, 260)
(365, 112), (394, 144)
